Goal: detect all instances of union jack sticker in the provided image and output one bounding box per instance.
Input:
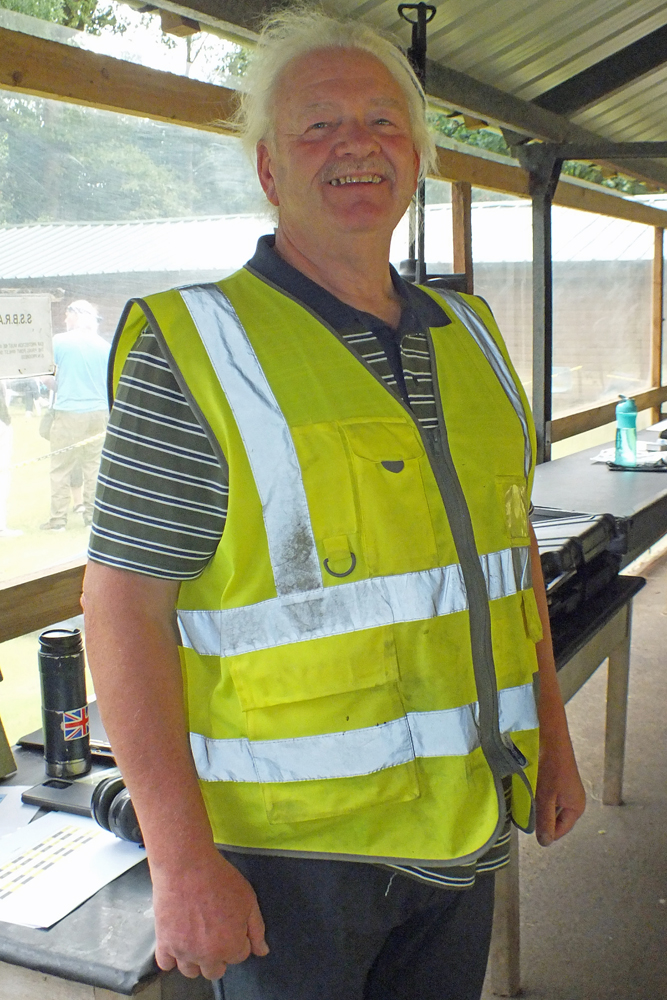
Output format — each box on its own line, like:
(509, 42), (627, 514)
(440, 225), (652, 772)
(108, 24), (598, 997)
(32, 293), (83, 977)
(62, 705), (90, 741)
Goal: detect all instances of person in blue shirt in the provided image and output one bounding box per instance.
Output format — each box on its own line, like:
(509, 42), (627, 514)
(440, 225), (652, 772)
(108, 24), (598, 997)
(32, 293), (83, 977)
(41, 300), (110, 531)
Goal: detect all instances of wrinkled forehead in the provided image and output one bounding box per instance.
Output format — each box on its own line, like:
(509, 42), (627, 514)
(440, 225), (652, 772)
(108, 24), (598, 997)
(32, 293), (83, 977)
(274, 46), (410, 119)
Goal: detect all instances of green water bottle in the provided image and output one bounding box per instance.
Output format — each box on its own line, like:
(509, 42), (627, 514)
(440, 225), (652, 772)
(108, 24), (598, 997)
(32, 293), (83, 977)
(615, 396), (637, 467)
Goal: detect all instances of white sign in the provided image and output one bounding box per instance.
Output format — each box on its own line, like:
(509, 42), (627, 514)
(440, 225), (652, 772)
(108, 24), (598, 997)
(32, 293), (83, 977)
(0, 295), (54, 378)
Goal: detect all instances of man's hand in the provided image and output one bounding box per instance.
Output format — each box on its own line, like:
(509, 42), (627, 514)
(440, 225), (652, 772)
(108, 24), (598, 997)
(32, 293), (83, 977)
(534, 727), (586, 847)
(83, 563), (269, 981)
(528, 524), (586, 847)
(152, 849), (269, 980)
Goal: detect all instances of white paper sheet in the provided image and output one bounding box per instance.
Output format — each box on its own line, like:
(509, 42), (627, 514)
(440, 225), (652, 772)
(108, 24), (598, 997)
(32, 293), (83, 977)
(0, 810), (146, 928)
(0, 786), (40, 837)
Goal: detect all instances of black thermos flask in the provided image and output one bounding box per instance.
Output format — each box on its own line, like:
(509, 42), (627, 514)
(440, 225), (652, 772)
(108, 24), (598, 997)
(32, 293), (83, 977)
(38, 628), (91, 778)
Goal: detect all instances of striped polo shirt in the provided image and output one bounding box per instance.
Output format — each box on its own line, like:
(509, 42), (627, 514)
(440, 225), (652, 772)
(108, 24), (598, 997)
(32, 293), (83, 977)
(89, 235), (512, 887)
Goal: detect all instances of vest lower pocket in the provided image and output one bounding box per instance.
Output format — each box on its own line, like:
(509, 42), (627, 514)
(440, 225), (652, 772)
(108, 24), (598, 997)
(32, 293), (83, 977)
(228, 625), (396, 711)
(262, 760), (421, 824)
(226, 625), (419, 823)
(247, 683), (420, 824)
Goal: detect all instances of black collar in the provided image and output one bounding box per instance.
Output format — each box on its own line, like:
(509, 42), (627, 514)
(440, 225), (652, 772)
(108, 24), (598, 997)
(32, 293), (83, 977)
(244, 234), (449, 340)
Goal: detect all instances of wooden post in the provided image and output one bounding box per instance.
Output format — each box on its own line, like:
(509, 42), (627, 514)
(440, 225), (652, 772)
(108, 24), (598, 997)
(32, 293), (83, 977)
(651, 227), (664, 424)
(452, 180), (473, 293)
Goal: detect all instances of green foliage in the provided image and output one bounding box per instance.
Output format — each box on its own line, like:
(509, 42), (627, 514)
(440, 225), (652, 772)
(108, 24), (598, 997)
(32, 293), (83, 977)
(427, 112), (510, 157)
(561, 160), (648, 196)
(427, 110), (650, 196)
(59, 0), (123, 34)
(0, 0), (62, 20)
(0, 0), (125, 34)
(0, 95), (263, 225)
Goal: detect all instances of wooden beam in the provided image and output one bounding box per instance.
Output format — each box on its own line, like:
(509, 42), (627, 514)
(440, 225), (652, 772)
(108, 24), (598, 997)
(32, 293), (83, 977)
(0, 560), (85, 644)
(553, 181), (667, 229)
(433, 146), (667, 228)
(651, 228), (665, 423)
(451, 181), (473, 294)
(434, 146), (529, 198)
(0, 26), (237, 130)
(551, 385), (667, 443)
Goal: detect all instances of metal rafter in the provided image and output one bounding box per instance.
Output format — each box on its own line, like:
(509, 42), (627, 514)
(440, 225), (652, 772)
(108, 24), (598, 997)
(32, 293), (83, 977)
(534, 23), (667, 117)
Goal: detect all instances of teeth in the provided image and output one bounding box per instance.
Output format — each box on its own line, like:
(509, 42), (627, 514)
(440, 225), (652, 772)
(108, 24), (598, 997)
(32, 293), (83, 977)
(330, 175), (383, 186)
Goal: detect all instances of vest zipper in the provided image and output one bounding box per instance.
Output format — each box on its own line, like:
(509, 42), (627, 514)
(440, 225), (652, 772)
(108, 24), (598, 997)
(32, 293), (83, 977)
(314, 291), (535, 830)
(426, 331), (533, 800)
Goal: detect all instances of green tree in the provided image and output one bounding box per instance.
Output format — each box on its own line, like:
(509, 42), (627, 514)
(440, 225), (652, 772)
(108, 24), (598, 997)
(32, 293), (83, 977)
(0, 95), (263, 224)
(0, 0), (125, 34)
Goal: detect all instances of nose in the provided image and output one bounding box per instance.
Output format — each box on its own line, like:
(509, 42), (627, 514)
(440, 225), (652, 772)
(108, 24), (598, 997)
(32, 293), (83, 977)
(333, 118), (381, 157)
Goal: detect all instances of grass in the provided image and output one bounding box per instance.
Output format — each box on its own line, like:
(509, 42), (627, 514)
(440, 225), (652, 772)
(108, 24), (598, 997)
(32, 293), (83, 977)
(1, 405), (95, 745)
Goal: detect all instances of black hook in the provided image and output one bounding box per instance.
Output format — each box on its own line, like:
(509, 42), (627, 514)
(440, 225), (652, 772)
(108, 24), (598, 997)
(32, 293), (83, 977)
(398, 3), (436, 87)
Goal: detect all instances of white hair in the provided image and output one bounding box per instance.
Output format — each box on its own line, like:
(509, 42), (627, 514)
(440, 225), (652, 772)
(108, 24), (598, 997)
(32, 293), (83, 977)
(66, 300), (98, 319)
(236, 6), (438, 178)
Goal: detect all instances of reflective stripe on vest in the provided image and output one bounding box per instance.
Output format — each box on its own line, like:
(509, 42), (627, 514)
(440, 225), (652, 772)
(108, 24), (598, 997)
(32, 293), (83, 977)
(178, 546), (530, 657)
(435, 289), (532, 480)
(190, 682), (538, 783)
(178, 284), (532, 658)
(180, 284), (321, 596)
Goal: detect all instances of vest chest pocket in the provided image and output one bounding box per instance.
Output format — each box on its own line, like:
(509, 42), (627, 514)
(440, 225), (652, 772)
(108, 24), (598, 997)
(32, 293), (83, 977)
(341, 419), (439, 576)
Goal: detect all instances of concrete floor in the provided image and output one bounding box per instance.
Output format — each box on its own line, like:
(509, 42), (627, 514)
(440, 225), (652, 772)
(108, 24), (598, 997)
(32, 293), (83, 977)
(484, 553), (667, 1000)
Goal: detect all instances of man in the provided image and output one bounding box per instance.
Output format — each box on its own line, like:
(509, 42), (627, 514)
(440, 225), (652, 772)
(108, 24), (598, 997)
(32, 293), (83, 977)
(83, 11), (585, 1000)
(41, 299), (110, 531)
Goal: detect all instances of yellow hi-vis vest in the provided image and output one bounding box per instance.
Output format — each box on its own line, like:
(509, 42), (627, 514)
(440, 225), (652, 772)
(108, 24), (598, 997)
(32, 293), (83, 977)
(111, 269), (542, 867)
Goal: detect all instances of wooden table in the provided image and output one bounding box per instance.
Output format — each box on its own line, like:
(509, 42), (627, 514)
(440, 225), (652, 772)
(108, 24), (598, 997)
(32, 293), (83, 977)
(486, 575), (645, 997)
(532, 441), (667, 567)
(4, 427), (664, 999)
(0, 747), (212, 1000)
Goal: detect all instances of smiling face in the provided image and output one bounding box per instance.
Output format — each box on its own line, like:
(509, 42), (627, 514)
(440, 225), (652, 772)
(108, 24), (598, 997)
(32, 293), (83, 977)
(256, 47), (420, 247)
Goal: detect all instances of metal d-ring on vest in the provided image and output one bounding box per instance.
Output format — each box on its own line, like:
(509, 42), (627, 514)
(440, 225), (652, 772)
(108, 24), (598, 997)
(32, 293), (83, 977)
(177, 283), (537, 786)
(323, 552), (357, 578)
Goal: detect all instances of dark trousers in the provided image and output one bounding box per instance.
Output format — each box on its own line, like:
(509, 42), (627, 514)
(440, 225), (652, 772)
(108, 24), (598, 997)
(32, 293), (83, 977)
(218, 852), (495, 1000)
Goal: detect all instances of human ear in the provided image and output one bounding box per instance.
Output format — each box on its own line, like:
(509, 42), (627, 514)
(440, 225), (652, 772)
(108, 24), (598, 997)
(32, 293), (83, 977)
(256, 141), (280, 207)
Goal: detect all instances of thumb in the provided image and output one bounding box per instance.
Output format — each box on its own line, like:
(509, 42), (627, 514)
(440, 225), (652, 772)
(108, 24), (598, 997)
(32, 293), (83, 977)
(536, 793), (556, 847)
(247, 900), (270, 956)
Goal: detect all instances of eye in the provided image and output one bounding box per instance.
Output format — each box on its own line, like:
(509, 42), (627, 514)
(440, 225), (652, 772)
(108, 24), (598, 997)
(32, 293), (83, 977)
(307, 121), (330, 131)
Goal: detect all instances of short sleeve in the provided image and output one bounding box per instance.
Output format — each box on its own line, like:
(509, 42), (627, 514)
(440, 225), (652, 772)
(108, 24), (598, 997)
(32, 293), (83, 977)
(88, 331), (228, 579)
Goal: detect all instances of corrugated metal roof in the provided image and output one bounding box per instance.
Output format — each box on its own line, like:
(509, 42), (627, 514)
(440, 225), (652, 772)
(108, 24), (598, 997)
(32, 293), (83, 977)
(328, 0), (667, 153)
(335, 0), (667, 99)
(573, 65), (667, 140)
(1, 202), (659, 280)
(0, 216), (273, 280)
